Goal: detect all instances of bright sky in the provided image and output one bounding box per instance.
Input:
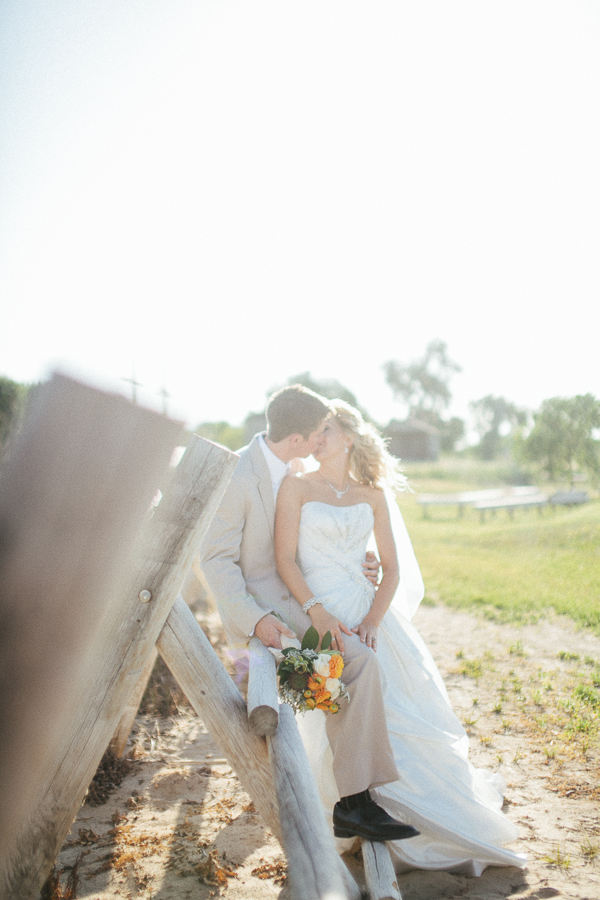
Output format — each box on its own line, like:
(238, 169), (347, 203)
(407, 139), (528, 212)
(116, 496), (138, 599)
(1, 1), (598, 430)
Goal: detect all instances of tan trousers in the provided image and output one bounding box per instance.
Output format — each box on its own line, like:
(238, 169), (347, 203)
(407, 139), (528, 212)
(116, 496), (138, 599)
(323, 632), (398, 798)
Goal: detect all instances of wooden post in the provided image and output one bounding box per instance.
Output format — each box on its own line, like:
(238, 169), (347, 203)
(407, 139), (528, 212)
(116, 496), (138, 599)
(1, 421), (238, 900)
(0, 373), (184, 899)
(157, 595), (282, 840)
(361, 840), (401, 900)
(268, 704), (360, 900)
(247, 636), (279, 736)
(109, 647), (158, 757)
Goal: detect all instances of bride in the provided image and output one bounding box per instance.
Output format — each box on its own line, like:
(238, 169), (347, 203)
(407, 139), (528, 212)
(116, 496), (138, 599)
(274, 400), (527, 876)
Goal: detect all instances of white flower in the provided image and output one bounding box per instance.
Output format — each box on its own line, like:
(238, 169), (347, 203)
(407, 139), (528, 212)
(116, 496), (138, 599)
(325, 678), (341, 700)
(314, 654), (332, 678)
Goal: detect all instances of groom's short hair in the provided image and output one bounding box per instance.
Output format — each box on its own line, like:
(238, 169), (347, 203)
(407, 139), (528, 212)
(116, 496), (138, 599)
(266, 385), (331, 442)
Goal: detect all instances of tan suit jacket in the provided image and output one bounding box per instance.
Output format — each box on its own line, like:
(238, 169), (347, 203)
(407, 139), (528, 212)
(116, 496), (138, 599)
(201, 434), (311, 647)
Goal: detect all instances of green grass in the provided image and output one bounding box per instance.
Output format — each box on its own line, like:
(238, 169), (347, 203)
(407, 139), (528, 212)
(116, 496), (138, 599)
(396, 469), (600, 633)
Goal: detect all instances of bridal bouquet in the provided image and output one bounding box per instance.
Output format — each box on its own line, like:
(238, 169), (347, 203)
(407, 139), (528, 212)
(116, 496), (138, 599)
(276, 626), (349, 714)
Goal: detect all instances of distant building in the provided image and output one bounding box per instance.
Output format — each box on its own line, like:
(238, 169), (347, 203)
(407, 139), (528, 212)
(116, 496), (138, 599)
(383, 418), (439, 462)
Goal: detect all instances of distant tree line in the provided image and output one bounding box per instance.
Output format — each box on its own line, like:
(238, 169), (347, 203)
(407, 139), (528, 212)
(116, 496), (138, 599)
(195, 339), (600, 487)
(3, 357), (599, 487)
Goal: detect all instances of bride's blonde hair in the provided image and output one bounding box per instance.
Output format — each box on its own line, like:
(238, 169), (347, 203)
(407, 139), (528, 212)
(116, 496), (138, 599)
(330, 400), (408, 492)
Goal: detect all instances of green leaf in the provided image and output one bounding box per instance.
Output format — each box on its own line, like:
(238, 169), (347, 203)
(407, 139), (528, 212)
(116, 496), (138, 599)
(320, 631), (332, 651)
(301, 626), (319, 651)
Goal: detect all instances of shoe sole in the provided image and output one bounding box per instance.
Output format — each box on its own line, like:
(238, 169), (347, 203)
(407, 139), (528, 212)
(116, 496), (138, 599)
(333, 826), (419, 841)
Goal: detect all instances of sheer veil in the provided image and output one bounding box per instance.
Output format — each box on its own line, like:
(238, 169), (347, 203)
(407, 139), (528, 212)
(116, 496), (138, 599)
(368, 487), (425, 621)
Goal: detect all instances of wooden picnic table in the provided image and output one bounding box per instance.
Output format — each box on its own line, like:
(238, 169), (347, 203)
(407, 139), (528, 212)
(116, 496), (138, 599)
(472, 493), (549, 522)
(417, 486), (540, 518)
(549, 490), (589, 507)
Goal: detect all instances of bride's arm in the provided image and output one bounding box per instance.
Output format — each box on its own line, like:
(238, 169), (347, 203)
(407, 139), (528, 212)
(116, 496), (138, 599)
(351, 489), (399, 651)
(275, 476), (353, 651)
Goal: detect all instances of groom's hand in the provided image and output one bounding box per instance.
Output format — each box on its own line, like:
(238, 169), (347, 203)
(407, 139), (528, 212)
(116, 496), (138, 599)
(363, 551), (381, 586)
(255, 613), (296, 650)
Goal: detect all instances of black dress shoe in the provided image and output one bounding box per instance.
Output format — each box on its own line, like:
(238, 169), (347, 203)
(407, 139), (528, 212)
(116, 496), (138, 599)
(333, 791), (420, 842)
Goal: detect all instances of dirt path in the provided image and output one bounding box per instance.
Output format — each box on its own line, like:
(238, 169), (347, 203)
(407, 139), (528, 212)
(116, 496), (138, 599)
(54, 605), (600, 900)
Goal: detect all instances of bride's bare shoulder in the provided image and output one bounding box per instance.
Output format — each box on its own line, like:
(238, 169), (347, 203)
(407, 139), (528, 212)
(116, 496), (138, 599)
(357, 483), (386, 510)
(279, 472), (312, 499)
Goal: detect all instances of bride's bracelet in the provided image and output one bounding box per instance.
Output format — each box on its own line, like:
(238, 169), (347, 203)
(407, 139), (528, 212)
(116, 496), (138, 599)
(302, 597), (322, 614)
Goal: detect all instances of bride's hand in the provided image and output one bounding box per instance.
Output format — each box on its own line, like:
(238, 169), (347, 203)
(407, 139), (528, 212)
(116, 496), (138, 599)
(351, 620), (379, 652)
(308, 604), (352, 654)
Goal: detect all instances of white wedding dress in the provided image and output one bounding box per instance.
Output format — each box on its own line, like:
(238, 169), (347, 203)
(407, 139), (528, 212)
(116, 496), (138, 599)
(295, 500), (527, 876)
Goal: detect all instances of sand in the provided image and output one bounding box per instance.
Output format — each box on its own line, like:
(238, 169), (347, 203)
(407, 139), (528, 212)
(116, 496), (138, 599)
(52, 603), (600, 900)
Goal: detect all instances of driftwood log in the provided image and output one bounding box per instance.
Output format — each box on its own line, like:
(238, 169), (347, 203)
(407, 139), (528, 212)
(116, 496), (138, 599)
(156, 595), (281, 839)
(361, 839), (402, 900)
(0, 392), (238, 900)
(247, 635), (280, 736)
(109, 646), (158, 756)
(0, 374), (183, 899)
(268, 703), (361, 900)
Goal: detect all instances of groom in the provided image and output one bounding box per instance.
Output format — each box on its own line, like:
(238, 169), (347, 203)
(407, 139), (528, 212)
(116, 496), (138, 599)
(201, 384), (419, 842)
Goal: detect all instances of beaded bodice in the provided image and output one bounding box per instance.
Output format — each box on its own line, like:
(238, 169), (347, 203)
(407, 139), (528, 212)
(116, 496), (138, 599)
(296, 502), (376, 620)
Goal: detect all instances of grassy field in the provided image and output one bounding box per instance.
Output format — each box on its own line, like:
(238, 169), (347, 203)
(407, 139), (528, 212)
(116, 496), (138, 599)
(397, 459), (600, 633)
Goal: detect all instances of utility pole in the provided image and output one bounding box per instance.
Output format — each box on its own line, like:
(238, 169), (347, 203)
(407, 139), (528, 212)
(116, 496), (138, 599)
(157, 385), (170, 416)
(121, 371), (142, 404)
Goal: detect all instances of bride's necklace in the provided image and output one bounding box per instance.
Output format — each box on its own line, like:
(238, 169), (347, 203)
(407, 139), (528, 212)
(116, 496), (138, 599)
(322, 477), (351, 499)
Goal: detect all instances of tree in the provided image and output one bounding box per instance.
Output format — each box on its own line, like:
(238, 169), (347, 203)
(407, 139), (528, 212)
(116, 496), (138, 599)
(383, 340), (461, 421)
(272, 372), (370, 421)
(469, 395), (527, 460)
(521, 394), (600, 485)
(194, 421), (245, 451)
(440, 416), (466, 454)
(0, 375), (28, 453)
(383, 340), (464, 451)
(280, 372), (360, 406)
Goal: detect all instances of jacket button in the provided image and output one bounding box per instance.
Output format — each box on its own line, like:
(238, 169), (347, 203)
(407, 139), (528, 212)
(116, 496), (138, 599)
(281, 594), (288, 601)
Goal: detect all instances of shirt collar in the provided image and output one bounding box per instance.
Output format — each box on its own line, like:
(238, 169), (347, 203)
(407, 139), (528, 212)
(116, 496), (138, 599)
(258, 433), (290, 493)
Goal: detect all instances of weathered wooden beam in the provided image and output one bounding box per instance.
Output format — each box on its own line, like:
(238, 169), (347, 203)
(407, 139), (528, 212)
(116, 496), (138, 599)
(1, 418), (237, 900)
(0, 373), (183, 899)
(156, 595), (281, 840)
(268, 704), (361, 900)
(247, 636), (279, 736)
(109, 647), (158, 757)
(361, 839), (401, 900)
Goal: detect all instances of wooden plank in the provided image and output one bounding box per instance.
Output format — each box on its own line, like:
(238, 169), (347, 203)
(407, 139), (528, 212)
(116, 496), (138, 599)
(109, 646), (158, 757)
(247, 636), (279, 737)
(156, 595), (282, 841)
(473, 494), (548, 510)
(474, 494), (548, 522)
(268, 704), (360, 900)
(361, 840), (402, 900)
(1, 422), (237, 900)
(550, 490), (589, 506)
(0, 373), (184, 898)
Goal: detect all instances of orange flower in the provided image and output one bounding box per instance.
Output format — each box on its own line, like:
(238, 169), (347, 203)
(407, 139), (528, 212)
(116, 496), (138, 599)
(317, 702), (331, 711)
(303, 690), (313, 698)
(328, 654), (344, 679)
(314, 689), (332, 704)
(307, 674), (325, 691)
(305, 697), (316, 709)
(329, 703), (339, 714)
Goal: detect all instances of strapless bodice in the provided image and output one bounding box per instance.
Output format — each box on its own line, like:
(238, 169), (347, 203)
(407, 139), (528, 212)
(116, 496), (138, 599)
(296, 501), (376, 624)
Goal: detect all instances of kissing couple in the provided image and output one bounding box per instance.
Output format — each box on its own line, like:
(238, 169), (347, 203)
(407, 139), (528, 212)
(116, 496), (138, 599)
(201, 385), (526, 874)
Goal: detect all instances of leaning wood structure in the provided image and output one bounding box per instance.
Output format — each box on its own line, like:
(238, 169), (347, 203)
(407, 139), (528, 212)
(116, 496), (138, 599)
(0, 374), (400, 900)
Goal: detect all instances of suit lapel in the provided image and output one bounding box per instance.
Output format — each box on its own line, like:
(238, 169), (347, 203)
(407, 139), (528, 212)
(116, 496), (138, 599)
(249, 435), (276, 542)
